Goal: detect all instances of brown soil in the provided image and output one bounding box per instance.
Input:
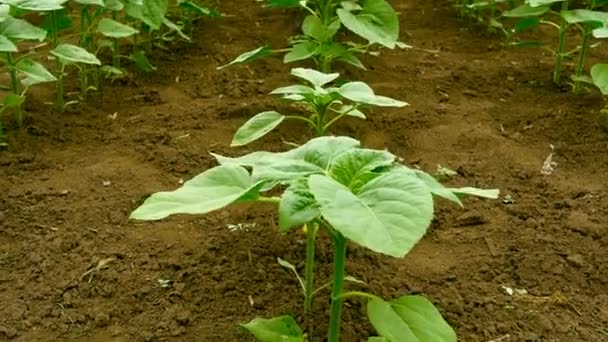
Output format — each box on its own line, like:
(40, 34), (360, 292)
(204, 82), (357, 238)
(1, 1), (608, 341)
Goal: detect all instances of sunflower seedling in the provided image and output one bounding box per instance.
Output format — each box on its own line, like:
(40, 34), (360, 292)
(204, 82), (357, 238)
(221, 0), (404, 72)
(232, 68), (407, 146)
(0, 8), (56, 139)
(50, 43), (101, 110)
(130, 136), (499, 341)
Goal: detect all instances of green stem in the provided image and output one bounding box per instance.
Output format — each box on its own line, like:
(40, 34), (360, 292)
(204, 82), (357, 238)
(6, 52), (23, 127)
(339, 291), (378, 301)
(553, 0), (569, 84)
(319, 56), (331, 74)
(112, 12), (121, 68)
(327, 234), (347, 342)
(80, 7), (91, 99)
(257, 196), (281, 204)
(285, 115), (317, 127)
(574, 28), (590, 93)
(56, 64), (65, 111)
(303, 223), (318, 313)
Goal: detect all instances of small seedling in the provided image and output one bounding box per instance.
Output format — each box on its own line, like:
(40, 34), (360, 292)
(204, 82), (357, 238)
(0, 8), (56, 140)
(232, 68), (407, 146)
(221, 0), (404, 72)
(130, 136), (499, 341)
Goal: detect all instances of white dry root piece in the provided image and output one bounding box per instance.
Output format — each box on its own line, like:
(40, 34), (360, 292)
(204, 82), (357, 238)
(540, 144), (558, 175)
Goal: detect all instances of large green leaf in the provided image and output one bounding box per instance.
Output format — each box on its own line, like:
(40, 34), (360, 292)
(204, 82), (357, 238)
(130, 164), (263, 220)
(338, 82), (408, 107)
(308, 171), (433, 257)
(97, 18), (139, 38)
(270, 84), (316, 97)
(291, 68), (339, 88)
(218, 46), (273, 69)
(15, 58), (57, 86)
(368, 296), (457, 342)
(0, 34), (17, 52)
(241, 316), (304, 342)
(51, 44), (101, 65)
(231, 111), (286, 147)
(279, 178), (320, 232)
(142, 0), (168, 30)
(591, 63), (608, 95)
(2, 0), (67, 11)
(214, 136), (360, 171)
(0, 4), (9, 22)
(0, 16), (47, 41)
(337, 0), (399, 48)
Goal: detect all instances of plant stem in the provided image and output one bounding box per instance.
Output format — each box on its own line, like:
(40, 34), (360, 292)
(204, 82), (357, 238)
(56, 64), (65, 111)
(303, 223), (317, 313)
(327, 234), (347, 342)
(574, 27), (590, 93)
(553, 0), (569, 84)
(6, 52), (23, 127)
(80, 7), (91, 100)
(112, 12), (121, 68)
(319, 56), (331, 74)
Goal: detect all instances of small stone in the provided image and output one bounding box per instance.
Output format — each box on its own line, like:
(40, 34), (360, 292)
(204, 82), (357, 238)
(175, 310), (191, 325)
(566, 254), (585, 268)
(95, 313), (110, 327)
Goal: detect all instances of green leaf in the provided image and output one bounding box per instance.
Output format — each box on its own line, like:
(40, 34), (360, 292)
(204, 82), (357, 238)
(284, 41), (319, 64)
(0, 34), (17, 52)
(51, 44), (101, 65)
(591, 63), (608, 95)
(240, 316), (304, 342)
(593, 27), (608, 38)
(41, 8), (72, 33)
(503, 4), (551, 17)
(335, 104), (366, 119)
(266, 0), (300, 7)
(0, 16), (47, 41)
(97, 18), (139, 38)
(337, 0), (399, 48)
(302, 15), (340, 41)
(162, 17), (190, 41)
(561, 9), (608, 28)
(3, 93), (24, 108)
(270, 85), (316, 96)
(329, 149), (395, 188)
(131, 50), (157, 72)
(103, 0), (124, 11)
(291, 68), (339, 88)
(15, 58), (57, 86)
(130, 164), (263, 220)
(368, 338), (388, 342)
(73, 0), (104, 6)
(2, 0), (67, 11)
(231, 111), (286, 147)
(0, 4), (10, 23)
(279, 178), (320, 232)
(218, 46), (273, 69)
(309, 171), (433, 258)
(338, 82), (408, 107)
(142, 0), (168, 30)
(179, 1), (219, 17)
(368, 296), (457, 342)
(450, 187), (500, 199)
(527, 0), (565, 6)
(215, 136), (360, 168)
(99, 65), (124, 76)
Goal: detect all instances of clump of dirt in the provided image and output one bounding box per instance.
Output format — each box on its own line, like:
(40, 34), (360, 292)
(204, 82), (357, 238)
(1, 0), (607, 341)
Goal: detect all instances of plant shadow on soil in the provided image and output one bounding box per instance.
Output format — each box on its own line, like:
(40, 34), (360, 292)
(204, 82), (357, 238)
(1, 0), (608, 341)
